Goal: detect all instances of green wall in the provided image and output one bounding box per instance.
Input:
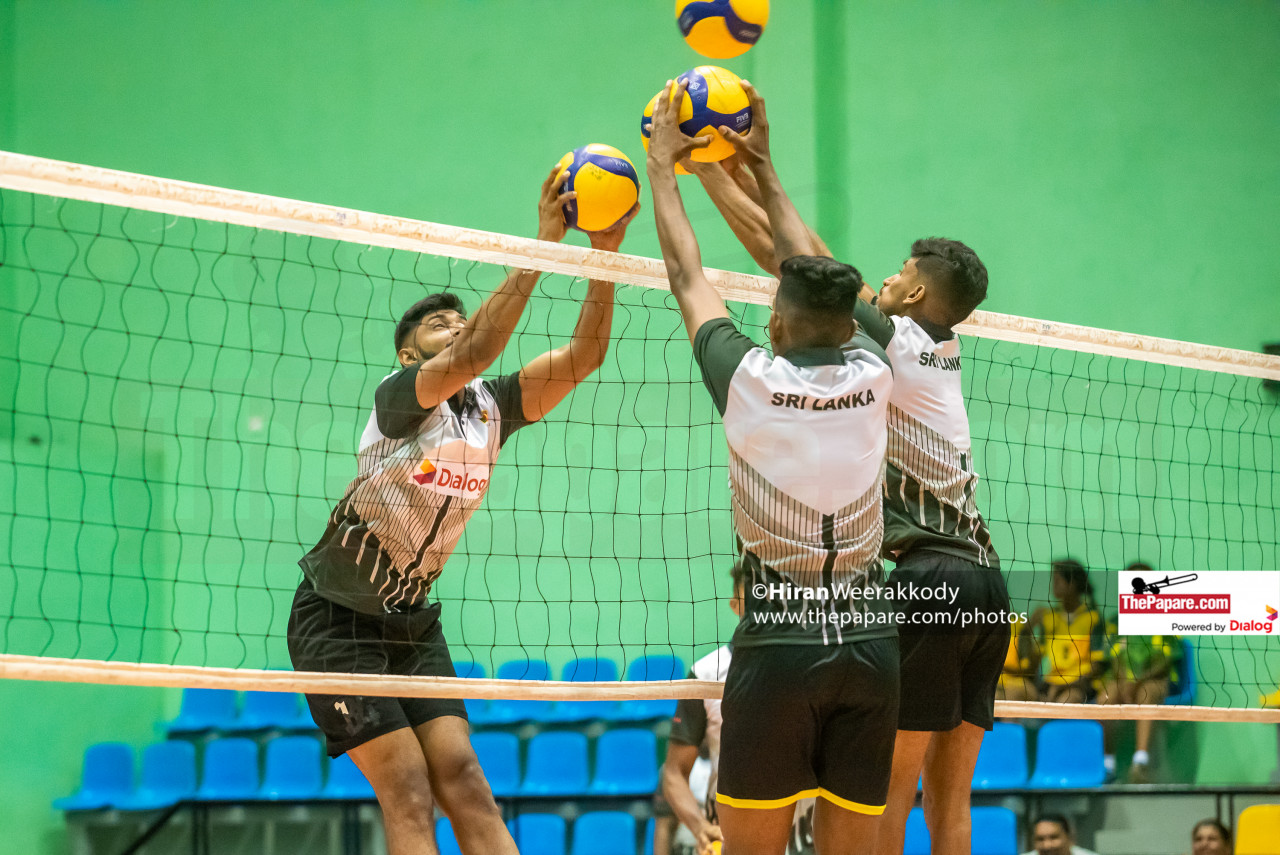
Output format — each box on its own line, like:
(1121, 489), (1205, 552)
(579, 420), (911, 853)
(2, 2), (1279, 852)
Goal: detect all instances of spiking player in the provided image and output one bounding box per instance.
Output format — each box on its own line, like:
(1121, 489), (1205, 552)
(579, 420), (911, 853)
(288, 168), (635, 855)
(648, 78), (899, 855)
(693, 83), (1008, 855)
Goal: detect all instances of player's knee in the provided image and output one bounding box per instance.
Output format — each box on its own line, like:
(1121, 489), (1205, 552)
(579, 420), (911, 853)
(433, 753), (499, 815)
(377, 774), (435, 823)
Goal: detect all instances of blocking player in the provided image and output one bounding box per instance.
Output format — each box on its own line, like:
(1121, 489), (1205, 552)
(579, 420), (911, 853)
(647, 78), (899, 855)
(288, 167), (635, 855)
(693, 83), (1007, 855)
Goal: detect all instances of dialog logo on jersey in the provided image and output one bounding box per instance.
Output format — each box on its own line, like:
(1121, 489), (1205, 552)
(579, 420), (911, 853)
(412, 459), (438, 485)
(427, 461), (491, 500)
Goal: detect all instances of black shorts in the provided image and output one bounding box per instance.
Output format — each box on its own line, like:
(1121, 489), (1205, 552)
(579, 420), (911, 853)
(892, 551), (1010, 732)
(287, 579), (467, 757)
(716, 636), (899, 815)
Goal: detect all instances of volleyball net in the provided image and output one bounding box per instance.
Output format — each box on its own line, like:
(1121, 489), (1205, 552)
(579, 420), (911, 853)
(2, 151), (1278, 720)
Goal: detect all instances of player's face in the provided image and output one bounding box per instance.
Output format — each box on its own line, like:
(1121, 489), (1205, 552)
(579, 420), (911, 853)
(877, 258), (923, 316)
(412, 310), (467, 361)
(1192, 826), (1228, 855)
(1032, 822), (1071, 855)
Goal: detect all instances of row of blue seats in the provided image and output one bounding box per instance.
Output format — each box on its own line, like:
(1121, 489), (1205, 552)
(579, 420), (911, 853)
(60, 727), (664, 811)
(57, 737), (373, 811)
(164, 655), (688, 733)
(440, 813), (656, 855)
(970, 720), (1106, 789)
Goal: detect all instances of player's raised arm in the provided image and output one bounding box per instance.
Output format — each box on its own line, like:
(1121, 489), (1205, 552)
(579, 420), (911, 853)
(516, 204), (638, 422)
(645, 79), (729, 344)
(408, 165), (574, 411)
(718, 81), (817, 267)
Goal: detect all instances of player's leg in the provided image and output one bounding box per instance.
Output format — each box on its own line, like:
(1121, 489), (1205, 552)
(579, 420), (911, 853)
(287, 582), (439, 855)
(874, 730), (929, 855)
(717, 644), (821, 855)
(817, 636), (900, 855)
(348, 730), (440, 855)
(1128, 678), (1167, 782)
(394, 606), (517, 855)
(919, 723), (984, 855)
(415, 715), (517, 855)
(718, 803), (799, 855)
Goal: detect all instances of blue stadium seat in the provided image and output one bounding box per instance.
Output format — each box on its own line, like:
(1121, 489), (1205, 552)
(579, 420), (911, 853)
(520, 731), (589, 796)
(903, 807), (930, 855)
(195, 737), (260, 800)
(644, 816), (655, 855)
(452, 660), (492, 725)
(971, 722), (1028, 788)
(258, 735), (324, 799)
(547, 657), (620, 722)
(589, 728), (659, 795)
(319, 754), (375, 799)
(436, 817), (464, 855)
(614, 654), (686, 722)
(971, 806), (1019, 855)
(1165, 638), (1197, 705)
(54, 742), (134, 811)
(1029, 720), (1106, 788)
(116, 741), (197, 810)
(471, 732), (521, 798)
(224, 691), (302, 732)
(164, 688), (239, 733)
(571, 811), (637, 855)
(509, 813), (568, 855)
(486, 660), (553, 724)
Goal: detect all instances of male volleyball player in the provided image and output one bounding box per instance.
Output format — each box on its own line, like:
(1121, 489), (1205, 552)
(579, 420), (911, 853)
(288, 167), (636, 855)
(647, 78), (899, 855)
(662, 562), (817, 855)
(695, 83), (1008, 855)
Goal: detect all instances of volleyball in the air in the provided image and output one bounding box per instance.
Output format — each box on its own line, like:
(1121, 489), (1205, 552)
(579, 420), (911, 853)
(555, 144), (640, 233)
(640, 66), (753, 166)
(677, 0), (769, 59)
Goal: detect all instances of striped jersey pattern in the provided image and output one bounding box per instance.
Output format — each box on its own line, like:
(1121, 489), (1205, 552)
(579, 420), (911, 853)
(300, 376), (513, 615)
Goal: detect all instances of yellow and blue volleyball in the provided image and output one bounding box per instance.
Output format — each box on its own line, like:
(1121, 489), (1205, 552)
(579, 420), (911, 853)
(555, 144), (640, 232)
(640, 66), (752, 165)
(676, 0), (769, 59)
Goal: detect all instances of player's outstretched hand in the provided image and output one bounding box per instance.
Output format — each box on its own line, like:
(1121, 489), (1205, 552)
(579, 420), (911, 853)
(646, 79), (712, 174)
(719, 80), (771, 169)
(537, 162), (575, 244)
(588, 203), (640, 253)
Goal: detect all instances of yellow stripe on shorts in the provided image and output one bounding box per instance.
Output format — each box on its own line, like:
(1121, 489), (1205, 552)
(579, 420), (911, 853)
(715, 788), (820, 809)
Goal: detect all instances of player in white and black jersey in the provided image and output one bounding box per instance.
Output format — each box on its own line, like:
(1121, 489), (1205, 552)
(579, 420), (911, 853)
(685, 93), (1009, 855)
(648, 79), (898, 855)
(288, 167), (636, 855)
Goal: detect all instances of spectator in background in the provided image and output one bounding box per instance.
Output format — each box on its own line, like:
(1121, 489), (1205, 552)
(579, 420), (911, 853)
(1187, 818), (1231, 855)
(1029, 559), (1107, 704)
(1020, 815), (1101, 855)
(1097, 561), (1182, 782)
(997, 612), (1041, 702)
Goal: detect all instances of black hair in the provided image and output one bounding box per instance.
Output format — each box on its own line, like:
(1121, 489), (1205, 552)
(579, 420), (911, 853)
(1191, 819), (1231, 845)
(910, 237), (988, 327)
(1125, 561), (1154, 574)
(393, 293), (467, 353)
(1033, 814), (1073, 836)
(1051, 558), (1094, 601)
(730, 561), (747, 593)
(775, 255), (863, 347)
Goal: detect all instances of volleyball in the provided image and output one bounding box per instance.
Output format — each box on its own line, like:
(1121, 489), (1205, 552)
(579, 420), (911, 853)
(640, 66), (752, 166)
(676, 0), (769, 59)
(554, 144), (640, 233)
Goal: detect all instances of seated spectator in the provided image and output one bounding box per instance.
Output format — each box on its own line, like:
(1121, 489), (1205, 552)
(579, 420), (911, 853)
(1187, 818), (1231, 855)
(1097, 562), (1182, 782)
(1021, 815), (1100, 855)
(997, 612), (1041, 702)
(1029, 559), (1107, 704)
